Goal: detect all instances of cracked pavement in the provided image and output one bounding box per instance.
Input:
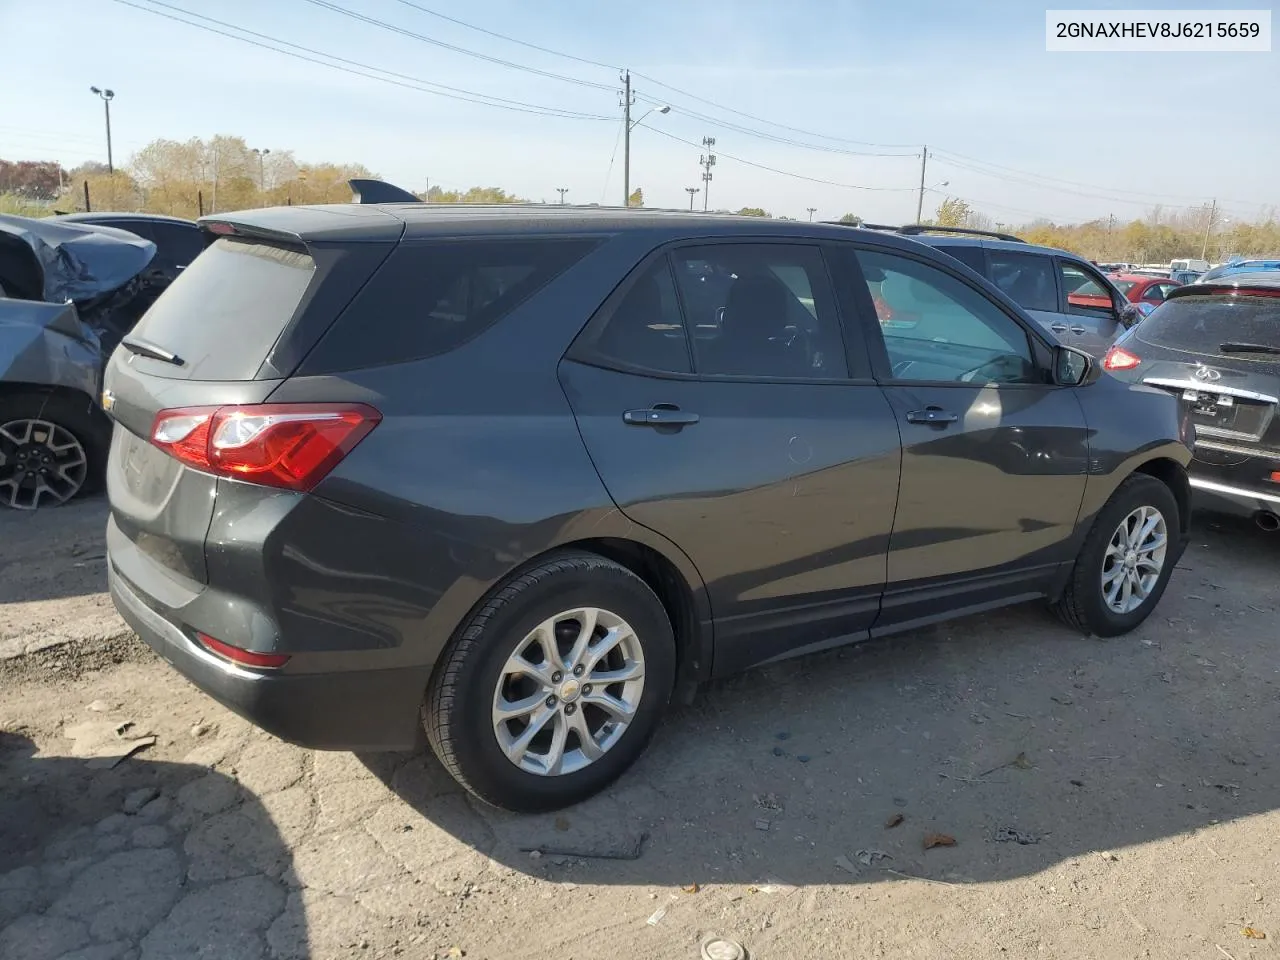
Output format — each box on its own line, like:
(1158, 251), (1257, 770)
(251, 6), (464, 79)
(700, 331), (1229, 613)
(3, 499), (1280, 959)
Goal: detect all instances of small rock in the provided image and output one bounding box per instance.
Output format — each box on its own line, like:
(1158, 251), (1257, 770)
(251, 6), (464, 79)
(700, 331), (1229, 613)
(754, 819), (771, 832)
(190, 722), (211, 738)
(528, 850), (542, 860)
(892, 797), (908, 808)
(796, 755), (810, 763)
(772, 746), (785, 757)
(87, 700), (113, 713)
(122, 786), (160, 815)
(136, 796), (172, 822)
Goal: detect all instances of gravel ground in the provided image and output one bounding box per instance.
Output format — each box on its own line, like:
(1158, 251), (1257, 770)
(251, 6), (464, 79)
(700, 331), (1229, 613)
(1, 498), (1278, 960)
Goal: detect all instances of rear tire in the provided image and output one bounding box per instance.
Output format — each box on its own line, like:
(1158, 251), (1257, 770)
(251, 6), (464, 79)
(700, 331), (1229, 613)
(424, 551), (676, 812)
(1053, 474), (1179, 637)
(0, 392), (109, 510)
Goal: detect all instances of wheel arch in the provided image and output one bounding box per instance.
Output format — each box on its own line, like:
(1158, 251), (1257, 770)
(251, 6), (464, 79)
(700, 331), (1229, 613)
(1132, 456), (1191, 537)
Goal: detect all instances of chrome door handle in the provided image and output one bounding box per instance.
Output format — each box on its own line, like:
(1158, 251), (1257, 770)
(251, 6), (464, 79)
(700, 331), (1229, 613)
(1069, 325), (1087, 335)
(1049, 323), (1069, 334)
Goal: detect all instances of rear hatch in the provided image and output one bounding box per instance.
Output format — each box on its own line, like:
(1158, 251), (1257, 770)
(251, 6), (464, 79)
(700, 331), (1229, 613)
(103, 209), (400, 586)
(1124, 289), (1280, 473)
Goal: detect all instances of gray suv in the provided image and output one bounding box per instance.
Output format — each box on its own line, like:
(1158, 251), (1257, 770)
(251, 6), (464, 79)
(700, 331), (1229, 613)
(879, 226), (1140, 357)
(104, 203), (1192, 811)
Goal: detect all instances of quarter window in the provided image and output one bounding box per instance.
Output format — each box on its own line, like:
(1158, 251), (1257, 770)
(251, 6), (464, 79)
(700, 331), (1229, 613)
(856, 250), (1037, 384)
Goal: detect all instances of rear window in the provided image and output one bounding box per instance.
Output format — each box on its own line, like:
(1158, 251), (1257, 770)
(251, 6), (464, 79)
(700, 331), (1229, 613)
(128, 237), (315, 380)
(1136, 295), (1280, 361)
(303, 238), (598, 372)
(1113, 279), (1137, 296)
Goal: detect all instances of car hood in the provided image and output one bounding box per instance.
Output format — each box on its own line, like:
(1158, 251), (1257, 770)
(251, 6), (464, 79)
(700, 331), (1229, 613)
(0, 213), (156, 303)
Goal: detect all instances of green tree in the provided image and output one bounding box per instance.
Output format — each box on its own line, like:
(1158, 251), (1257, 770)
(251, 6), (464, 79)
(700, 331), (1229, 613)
(627, 187), (644, 208)
(838, 213), (863, 225)
(736, 207), (770, 217)
(934, 197), (972, 228)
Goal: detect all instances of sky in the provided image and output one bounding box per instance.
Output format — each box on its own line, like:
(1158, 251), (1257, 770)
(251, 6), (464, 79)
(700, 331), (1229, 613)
(0, 0), (1276, 225)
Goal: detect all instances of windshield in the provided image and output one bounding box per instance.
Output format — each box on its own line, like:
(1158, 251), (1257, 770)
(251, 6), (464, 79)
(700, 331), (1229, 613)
(1136, 294), (1280, 360)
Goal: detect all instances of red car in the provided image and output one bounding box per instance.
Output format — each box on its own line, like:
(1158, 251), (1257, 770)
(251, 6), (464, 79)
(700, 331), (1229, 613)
(1108, 273), (1183, 315)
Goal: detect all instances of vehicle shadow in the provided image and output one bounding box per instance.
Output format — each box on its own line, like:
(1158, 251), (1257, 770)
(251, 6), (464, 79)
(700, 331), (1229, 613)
(0, 731), (305, 958)
(369, 513), (1279, 892)
(0, 497), (112, 606)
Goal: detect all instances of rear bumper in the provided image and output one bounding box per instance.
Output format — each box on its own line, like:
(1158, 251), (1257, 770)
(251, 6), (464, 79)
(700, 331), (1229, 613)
(108, 563), (429, 751)
(1189, 475), (1280, 519)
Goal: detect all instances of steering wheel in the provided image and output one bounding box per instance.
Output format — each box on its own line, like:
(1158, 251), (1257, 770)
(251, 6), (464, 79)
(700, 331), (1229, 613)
(774, 325), (816, 369)
(958, 353), (1033, 384)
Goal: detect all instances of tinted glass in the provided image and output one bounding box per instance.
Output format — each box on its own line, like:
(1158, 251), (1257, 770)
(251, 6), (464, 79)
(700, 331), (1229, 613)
(128, 238), (315, 380)
(933, 243), (986, 275)
(671, 244), (846, 379)
(988, 251), (1057, 311)
(150, 222), (204, 266)
(1136, 295), (1280, 361)
(1061, 262), (1115, 315)
(578, 260), (691, 374)
(857, 249), (1036, 384)
(313, 239), (597, 371)
(1113, 279), (1137, 296)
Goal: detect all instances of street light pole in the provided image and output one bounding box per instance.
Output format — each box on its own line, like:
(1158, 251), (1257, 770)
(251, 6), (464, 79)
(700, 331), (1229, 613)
(1200, 198), (1218, 260)
(252, 148), (271, 195)
(89, 86), (115, 174)
(620, 70), (669, 207)
(685, 187), (700, 211)
(556, 188), (569, 204)
(806, 207), (817, 221)
(915, 145), (928, 223)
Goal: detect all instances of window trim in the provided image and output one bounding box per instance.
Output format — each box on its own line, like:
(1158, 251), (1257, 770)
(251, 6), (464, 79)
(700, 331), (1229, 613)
(567, 237), (873, 384)
(834, 240), (1059, 390)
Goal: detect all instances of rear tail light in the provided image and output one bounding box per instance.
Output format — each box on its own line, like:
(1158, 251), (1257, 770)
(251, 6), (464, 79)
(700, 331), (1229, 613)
(196, 632), (290, 668)
(150, 403), (380, 491)
(1103, 345), (1142, 371)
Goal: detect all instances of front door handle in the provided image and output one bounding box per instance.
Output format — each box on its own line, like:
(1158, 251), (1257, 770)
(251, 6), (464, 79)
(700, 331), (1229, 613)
(906, 406), (958, 426)
(623, 404), (700, 427)
(1069, 325), (1087, 336)
(1049, 323), (1069, 334)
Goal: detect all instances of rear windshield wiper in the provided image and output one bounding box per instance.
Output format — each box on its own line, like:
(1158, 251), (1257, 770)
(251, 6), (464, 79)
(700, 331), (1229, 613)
(1220, 341), (1280, 356)
(121, 336), (185, 366)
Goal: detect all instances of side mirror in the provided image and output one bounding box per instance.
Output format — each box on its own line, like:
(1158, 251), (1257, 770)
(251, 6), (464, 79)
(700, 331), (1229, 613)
(1118, 302), (1142, 329)
(1054, 345), (1093, 386)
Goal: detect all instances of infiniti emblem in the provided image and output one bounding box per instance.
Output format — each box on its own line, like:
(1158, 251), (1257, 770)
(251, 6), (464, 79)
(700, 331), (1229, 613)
(1193, 365), (1221, 382)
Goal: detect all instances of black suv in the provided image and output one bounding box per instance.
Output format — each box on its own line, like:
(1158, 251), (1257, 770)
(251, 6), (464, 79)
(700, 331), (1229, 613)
(104, 204), (1192, 811)
(1102, 274), (1280, 531)
(865, 225), (1139, 357)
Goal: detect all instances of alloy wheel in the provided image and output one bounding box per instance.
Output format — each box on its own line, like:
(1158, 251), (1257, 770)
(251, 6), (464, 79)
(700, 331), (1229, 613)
(0, 418), (88, 510)
(1100, 505), (1167, 615)
(492, 607), (646, 776)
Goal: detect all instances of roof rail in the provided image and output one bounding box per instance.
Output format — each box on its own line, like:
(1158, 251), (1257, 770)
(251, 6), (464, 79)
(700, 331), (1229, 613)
(896, 224), (1024, 242)
(348, 179), (422, 204)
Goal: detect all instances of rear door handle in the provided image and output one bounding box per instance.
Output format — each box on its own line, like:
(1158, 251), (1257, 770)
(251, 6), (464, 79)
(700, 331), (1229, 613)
(1069, 325), (1087, 335)
(906, 407), (958, 426)
(623, 404), (700, 427)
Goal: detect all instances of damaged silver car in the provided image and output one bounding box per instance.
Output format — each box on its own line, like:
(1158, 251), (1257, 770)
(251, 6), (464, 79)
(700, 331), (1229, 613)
(0, 214), (161, 509)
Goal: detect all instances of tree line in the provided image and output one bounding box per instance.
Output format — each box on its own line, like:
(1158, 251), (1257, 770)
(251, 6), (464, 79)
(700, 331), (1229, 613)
(2, 136), (1276, 262)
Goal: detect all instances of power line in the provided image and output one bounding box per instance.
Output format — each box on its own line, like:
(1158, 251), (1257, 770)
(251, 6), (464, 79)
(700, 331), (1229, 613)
(297, 0), (616, 91)
(388, 0), (620, 71)
(110, 0), (616, 121)
(641, 125), (918, 193)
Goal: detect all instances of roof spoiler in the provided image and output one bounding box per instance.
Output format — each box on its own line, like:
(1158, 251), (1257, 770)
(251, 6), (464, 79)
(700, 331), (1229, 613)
(834, 222), (1025, 243)
(348, 179), (422, 204)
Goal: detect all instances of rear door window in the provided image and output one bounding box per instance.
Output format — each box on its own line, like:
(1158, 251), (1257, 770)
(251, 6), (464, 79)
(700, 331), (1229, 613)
(126, 237), (316, 380)
(1059, 261), (1116, 317)
(572, 260), (691, 374)
(988, 251), (1058, 312)
(305, 238), (598, 371)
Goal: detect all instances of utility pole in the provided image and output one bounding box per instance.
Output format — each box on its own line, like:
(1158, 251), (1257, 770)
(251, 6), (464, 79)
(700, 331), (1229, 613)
(621, 71), (633, 206)
(1200, 198), (1217, 260)
(685, 186), (700, 210)
(806, 207), (817, 221)
(556, 187), (569, 205)
(89, 87), (115, 174)
(915, 145), (928, 223)
(252, 147), (270, 195)
(700, 137), (716, 212)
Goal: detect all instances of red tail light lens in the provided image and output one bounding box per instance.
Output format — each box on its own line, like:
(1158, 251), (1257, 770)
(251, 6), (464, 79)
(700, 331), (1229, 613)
(150, 403), (380, 491)
(196, 632), (290, 668)
(1103, 345), (1142, 371)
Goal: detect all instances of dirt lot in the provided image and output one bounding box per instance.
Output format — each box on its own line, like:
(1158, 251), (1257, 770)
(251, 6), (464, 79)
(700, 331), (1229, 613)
(2, 498), (1278, 960)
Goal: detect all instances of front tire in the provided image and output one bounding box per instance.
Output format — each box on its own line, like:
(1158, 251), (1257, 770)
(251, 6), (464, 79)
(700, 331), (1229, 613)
(424, 551), (676, 812)
(1053, 474), (1179, 636)
(0, 392), (109, 510)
